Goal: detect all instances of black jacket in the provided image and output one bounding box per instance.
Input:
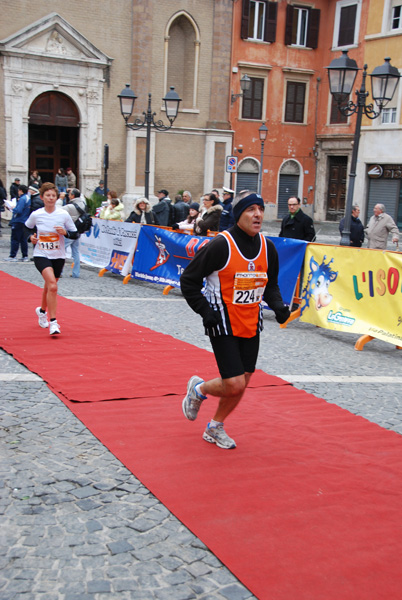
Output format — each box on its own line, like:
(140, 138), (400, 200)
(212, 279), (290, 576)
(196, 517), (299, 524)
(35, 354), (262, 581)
(125, 210), (155, 225)
(279, 209), (315, 241)
(339, 215), (364, 247)
(219, 198), (235, 231)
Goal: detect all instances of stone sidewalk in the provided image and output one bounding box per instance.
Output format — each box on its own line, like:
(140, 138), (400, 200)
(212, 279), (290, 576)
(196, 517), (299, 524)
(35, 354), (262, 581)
(1, 222), (402, 599)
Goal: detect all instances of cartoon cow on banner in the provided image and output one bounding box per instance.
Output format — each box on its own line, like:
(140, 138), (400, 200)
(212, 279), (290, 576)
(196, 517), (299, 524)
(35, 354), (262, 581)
(300, 255), (338, 316)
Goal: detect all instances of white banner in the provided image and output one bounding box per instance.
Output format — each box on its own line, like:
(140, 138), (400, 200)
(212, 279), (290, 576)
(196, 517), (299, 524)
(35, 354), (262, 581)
(79, 218), (141, 272)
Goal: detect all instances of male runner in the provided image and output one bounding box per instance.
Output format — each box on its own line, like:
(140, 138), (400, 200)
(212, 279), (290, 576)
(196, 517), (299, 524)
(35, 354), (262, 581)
(180, 190), (290, 449)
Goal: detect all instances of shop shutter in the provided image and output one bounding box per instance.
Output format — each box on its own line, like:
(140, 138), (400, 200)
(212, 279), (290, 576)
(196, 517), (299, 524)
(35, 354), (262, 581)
(367, 178), (399, 225)
(236, 172), (259, 194)
(278, 174), (299, 218)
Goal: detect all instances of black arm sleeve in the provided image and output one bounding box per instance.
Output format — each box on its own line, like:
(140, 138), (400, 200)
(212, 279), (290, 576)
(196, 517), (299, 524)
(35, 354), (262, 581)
(66, 230), (80, 240)
(180, 235), (229, 317)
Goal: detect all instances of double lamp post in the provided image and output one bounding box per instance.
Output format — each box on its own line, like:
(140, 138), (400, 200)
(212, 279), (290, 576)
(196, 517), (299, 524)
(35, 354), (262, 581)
(327, 51), (400, 246)
(118, 84), (181, 200)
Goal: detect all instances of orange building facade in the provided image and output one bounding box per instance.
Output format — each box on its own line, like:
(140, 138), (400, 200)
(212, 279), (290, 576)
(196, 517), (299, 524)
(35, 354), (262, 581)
(229, 0), (370, 222)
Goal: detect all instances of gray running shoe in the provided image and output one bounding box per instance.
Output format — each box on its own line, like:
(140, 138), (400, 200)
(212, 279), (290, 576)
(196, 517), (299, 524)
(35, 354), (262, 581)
(203, 423), (236, 449)
(35, 307), (49, 328)
(182, 376), (205, 421)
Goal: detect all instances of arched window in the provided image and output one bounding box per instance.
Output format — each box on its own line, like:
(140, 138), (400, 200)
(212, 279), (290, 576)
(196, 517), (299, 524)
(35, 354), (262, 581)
(165, 12), (200, 110)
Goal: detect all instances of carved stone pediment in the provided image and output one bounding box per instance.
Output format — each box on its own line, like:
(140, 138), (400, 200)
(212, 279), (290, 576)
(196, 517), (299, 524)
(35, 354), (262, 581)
(0, 12), (112, 66)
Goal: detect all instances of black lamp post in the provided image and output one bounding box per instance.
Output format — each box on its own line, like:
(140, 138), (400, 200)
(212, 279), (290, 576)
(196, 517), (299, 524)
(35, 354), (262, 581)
(327, 51), (400, 245)
(118, 84), (181, 200)
(231, 74), (251, 104)
(258, 122), (268, 195)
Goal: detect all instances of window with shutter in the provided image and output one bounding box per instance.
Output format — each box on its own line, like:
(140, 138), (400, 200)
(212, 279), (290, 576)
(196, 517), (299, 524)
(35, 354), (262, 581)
(332, 1), (361, 49)
(285, 5), (320, 48)
(242, 77), (264, 120)
(241, 0), (277, 42)
(337, 4), (357, 46)
(285, 82), (306, 123)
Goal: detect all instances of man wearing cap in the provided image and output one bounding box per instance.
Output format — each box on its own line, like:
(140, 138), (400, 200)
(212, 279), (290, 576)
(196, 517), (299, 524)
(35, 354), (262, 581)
(94, 180), (108, 196)
(180, 189), (290, 450)
(28, 184), (44, 213)
(219, 186), (235, 231)
(153, 189), (170, 226)
(10, 178), (21, 200)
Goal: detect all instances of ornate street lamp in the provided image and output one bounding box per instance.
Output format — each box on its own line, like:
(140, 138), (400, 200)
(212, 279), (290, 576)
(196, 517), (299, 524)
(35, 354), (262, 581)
(327, 51), (400, 245)
(118, 84), (181, 199)
(258, 122), (268, 195)
(231, 73), (251, 104)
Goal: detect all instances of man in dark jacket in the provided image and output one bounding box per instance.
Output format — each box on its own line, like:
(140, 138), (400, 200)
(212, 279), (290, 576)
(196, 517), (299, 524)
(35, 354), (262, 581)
(10, 178), (21, 200)
(279, 196), (315, 241)
(28, 184), (44, 213)
(339, 205), (364, 247)
(219, 187), (235, 231)
(153, 189), (170, 226)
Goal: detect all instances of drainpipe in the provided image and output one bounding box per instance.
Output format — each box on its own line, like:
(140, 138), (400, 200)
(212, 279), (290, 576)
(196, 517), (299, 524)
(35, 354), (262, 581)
(313, 76), (321, 217)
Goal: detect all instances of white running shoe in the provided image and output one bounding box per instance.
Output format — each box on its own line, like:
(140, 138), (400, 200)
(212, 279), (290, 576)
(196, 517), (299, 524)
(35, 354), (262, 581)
(203, 423), (236, 449)
(35, 307), (49, 328)
(49, 320), (61, 335)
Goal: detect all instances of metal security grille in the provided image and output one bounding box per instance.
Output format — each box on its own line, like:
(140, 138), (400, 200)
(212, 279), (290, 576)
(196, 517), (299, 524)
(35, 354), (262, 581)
(236, 172), (259, 194)
(367, 178), (400, 225)
(278, 174), (299, 218)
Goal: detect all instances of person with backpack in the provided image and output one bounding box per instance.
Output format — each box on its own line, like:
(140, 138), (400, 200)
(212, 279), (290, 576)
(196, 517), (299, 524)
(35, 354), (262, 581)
(62, 188), (87, 278)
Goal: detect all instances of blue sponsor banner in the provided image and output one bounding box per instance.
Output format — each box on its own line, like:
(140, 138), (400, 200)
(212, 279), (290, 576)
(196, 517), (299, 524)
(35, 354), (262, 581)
(132, 226), (209, 287)
(132, 226), (306, 304)
(272, 237), (307, 304)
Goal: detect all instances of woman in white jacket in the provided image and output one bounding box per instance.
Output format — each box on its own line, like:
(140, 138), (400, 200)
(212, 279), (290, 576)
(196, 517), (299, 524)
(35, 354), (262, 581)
(172, 202), (200, 233)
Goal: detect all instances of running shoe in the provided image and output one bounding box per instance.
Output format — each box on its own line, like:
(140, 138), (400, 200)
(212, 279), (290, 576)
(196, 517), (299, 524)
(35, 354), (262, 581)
(203, 423), (236, 449)
(20, 257), (30, 262)
(35, 307), (49, 328)
(5, 257), (18, 262)
(49, 320), (61, 335)
(182, 375), (205, 421)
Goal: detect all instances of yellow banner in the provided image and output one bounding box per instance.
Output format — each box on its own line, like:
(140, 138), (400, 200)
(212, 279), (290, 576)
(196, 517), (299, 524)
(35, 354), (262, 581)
(300, 245), (402, 346)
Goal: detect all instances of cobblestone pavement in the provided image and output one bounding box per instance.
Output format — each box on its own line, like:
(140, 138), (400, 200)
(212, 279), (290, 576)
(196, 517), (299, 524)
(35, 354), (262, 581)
(1, 222), (401, 599)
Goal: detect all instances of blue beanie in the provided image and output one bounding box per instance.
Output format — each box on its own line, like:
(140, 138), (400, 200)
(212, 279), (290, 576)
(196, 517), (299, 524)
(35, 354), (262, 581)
(233, 193), (264, 222)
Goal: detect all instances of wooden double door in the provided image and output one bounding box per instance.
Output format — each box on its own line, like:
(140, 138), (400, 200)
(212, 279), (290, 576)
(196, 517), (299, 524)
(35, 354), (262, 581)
(326, 156), (347, 221)
(29, 92), (79, 185)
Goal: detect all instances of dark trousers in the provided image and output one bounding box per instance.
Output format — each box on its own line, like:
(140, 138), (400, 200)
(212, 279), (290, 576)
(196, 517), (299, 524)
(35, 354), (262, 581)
(10, 222), (28, 258)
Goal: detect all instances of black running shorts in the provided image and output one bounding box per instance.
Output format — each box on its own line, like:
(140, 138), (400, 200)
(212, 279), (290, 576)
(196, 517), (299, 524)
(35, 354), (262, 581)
(210, 334), (260, 380)
(33, 257), (65, 279)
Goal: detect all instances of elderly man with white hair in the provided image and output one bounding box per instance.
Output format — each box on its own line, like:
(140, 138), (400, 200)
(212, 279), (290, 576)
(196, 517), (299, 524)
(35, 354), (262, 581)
(365, 203), (400, 250)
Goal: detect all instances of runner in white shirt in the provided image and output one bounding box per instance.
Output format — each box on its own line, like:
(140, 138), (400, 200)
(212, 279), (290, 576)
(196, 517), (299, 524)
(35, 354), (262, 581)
(25, 182), (78, 335)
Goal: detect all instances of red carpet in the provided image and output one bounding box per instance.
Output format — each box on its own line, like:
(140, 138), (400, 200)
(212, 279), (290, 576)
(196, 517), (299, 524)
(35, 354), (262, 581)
(2, 271), (402, 599)
(0, 272), (287, 402)
(65, 388), (402, 600)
